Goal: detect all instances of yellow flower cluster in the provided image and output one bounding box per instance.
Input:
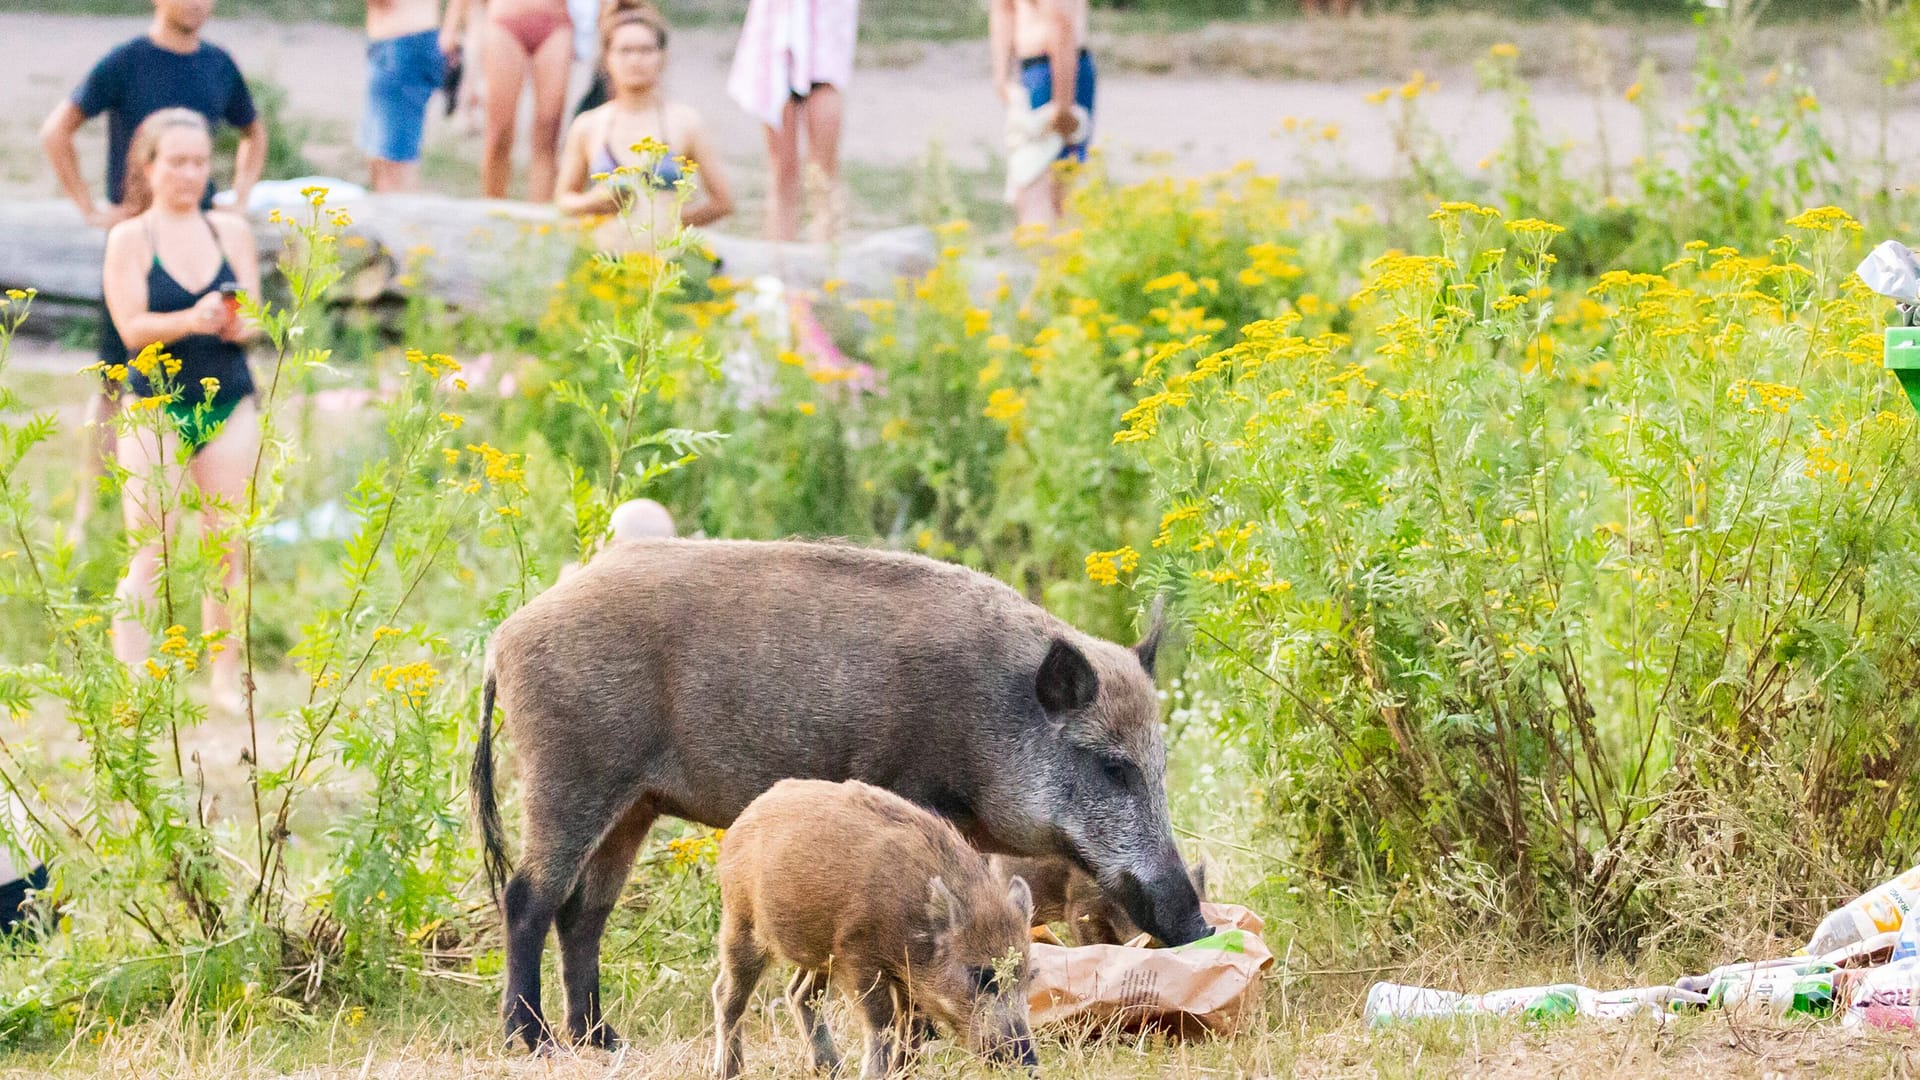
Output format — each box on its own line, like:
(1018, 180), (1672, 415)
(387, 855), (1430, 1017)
(1727, 379), (1806, 415)
(157, 624), (198, 673)
(666, 829), (724, 867)
(1084, 546), (1140, 587)
(370, 660), (441, 703)
(982, 387), (1026, 424)
(129, 342), (182, 382)
(406, 349), (463, 378)
(1784, 206), (1861, 234)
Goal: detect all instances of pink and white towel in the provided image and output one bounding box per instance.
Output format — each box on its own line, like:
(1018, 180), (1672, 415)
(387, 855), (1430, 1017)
(727, 0), (860, 131)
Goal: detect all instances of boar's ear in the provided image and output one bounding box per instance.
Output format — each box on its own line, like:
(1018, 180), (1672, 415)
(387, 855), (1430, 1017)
(1036, 638), (1099, 715)
(1006, 874), (1034, 924)
(1133, 594), (1168, 678)
(928, 876), (961, 931)
(1189, 858), (1209, 903)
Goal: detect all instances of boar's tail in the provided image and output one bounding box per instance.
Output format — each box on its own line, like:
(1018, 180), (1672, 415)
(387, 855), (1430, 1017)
(472, 663), (511, 911)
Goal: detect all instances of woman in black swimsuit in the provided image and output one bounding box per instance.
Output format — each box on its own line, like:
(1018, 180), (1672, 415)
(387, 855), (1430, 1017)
(100, 108), (262, 715)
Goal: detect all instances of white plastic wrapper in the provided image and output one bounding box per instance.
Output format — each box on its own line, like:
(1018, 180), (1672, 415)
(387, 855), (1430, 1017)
(1856, 240), (1920, 301)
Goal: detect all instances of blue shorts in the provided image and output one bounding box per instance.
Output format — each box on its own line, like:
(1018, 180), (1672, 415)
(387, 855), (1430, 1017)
(1020, 49), (1097, 162)
(362, 29), (444, 164)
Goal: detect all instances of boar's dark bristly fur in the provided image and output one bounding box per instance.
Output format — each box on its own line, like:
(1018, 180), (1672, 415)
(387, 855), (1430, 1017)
(472, 538), (1206, 1051)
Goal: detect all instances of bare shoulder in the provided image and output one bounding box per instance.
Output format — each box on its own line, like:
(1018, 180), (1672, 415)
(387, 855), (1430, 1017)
(667, 101), (706, 129)
(206, 209), (255, 243)
(103, 216), (148, 259)
(570, 103), (611, 138)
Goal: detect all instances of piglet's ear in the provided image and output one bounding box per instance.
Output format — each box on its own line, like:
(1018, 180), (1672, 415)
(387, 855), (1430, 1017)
(928, 876), (960, 931)
(1006, 874), (1034, 924)
(1036, 638), (1099, 715)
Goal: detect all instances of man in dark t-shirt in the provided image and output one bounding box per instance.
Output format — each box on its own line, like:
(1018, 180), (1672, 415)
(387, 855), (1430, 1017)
(40, 0), (266, 228)
(36, 0), (268, 542)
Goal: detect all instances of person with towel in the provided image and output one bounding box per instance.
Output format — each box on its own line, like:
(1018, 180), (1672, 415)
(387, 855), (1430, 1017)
(991, 0), (1092, 228)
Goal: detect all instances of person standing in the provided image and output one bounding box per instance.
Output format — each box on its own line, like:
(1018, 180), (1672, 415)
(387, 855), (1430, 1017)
(38, 0), (266, 544)
(102, 109), (263, 715)
(364, 0), (448, 192)
(990, 0), (1092, 228)
(441, 0), (574, 200)
(727, 0), (859, 243)
(556, 4), (734, 246)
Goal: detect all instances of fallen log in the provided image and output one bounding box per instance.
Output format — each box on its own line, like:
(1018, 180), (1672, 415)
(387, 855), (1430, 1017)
(0, 191), (939, 313)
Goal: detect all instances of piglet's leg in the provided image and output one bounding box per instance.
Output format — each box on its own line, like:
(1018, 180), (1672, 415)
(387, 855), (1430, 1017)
(854, 978), (908, 1079)
(785, 967), (840, 1072)
(710, 913), (767, 1079)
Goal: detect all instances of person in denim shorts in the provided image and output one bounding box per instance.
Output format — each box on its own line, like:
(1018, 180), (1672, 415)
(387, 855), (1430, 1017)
(364, 0), (448, 192)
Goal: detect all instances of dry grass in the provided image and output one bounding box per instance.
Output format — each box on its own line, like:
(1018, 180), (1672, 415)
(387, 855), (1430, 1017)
(12, 972), (1920, 1079)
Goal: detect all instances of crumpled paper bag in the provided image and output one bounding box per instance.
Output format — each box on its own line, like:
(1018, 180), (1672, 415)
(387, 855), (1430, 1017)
(1026, 902), (1274, 1037)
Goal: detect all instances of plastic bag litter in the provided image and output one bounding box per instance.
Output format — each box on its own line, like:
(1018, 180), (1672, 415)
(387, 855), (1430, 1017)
(1026, 901), (1273, 1037)
(1839, 957), (1920, 1029)
(1856, 240), (1920, 302)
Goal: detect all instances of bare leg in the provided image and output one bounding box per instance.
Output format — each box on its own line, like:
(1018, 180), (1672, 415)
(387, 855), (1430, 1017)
(800, 85), (845, 243)
(556, 804), (655, 1047)
(524, 25), (574, 203)
(785, 967), (840, 1072)
(186, 399), (259, 715)
(368, 158), (422, 193)
(111, 408), (180, 670)
(480, 20), (532, 199)
(711, 910), (768, 1079)
(1013, 171), (1059, 229)
(762, 101), (804, 242)
(70, 388), (120, 546)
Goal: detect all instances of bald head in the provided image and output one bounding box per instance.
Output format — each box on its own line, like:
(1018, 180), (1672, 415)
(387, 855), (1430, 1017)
(610, 499), (676, 542)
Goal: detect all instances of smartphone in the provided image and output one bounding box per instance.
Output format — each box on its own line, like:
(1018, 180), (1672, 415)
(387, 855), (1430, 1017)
(219, 281), (242, 321)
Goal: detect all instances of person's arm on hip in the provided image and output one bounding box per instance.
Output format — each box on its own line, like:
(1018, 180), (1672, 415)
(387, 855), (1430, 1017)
(230, 117), (268, 209)
(1046, 0), (1082, 137)
(40, 101), (120, 228)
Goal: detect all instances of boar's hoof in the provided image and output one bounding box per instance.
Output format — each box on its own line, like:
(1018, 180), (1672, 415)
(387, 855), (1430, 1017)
(578, 1022), (623, 1051)
(506, 1005), (554, 1054)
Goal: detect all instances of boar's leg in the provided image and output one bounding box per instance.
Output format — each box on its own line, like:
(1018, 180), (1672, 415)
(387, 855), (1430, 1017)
(556, 805), (656, 1048)
(711, 911), (769, 1079)
(852, 977), (908, 1079)
(784, 967), (841, 1073)
(503, 782), (638, 1051)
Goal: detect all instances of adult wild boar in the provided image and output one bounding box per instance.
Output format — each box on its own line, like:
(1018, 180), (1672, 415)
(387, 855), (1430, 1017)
(472, 538), (1208, 1050)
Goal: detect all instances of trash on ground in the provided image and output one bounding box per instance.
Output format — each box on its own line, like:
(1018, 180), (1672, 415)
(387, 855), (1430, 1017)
(1027, 901), (1273, 1037)
(1365, 982), (1707, 1026)
(1856, 240), (1920, 302)
(1805, 862), (1920, 958)
(1364, 861), (1920, 1033)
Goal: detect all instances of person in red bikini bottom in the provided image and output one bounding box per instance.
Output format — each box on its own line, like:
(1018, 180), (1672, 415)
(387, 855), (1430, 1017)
(441, 0), (572, 199)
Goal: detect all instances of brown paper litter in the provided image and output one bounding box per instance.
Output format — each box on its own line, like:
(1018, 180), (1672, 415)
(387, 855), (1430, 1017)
(1026, 902), (1275, 1037)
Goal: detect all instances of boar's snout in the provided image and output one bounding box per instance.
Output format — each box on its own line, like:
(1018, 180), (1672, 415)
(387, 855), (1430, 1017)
(1111, 860), (1209, 947)
(985, 1016), (1038, 1073)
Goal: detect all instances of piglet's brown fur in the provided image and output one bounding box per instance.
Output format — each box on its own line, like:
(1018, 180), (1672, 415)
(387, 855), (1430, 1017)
(714, 779), (1038, 1078)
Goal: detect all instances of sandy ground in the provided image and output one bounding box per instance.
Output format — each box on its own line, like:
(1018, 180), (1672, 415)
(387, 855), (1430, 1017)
(10, 10), (1920, 211)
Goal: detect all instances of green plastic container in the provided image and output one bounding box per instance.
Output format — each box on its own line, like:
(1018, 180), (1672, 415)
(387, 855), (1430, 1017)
(1886, 326), (1920, 410)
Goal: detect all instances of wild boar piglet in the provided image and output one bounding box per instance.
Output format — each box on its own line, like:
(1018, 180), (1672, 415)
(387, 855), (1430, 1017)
(991, 854), (1208, 946)
(713, 779), (1039, 1079)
